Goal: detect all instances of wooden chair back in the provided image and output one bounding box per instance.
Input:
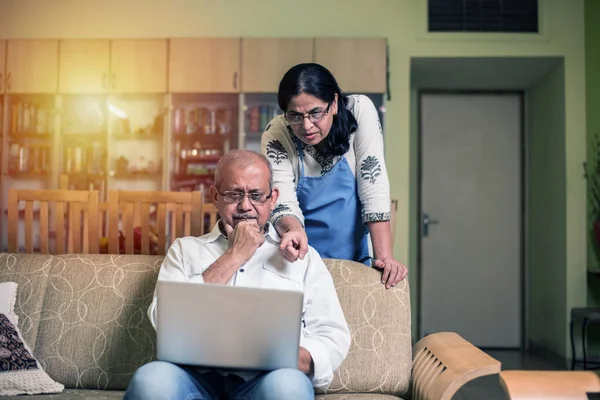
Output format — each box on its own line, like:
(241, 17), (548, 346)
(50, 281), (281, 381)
(59, 173), (110, 239)
(202, 203), (219, 234)
(8, 189), (99, 254)
(107, 190), (203, 255)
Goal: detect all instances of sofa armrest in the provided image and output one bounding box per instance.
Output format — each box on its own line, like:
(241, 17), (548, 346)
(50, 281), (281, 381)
(499, 371), (600, 399)
(411, 332), (501, 400)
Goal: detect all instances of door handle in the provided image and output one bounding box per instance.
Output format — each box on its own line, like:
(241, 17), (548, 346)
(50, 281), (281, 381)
(6, 72), (11, 92)
(422, 212), (439, 237)
(0, 72), (3, 92)
(233, 72), (238, 90)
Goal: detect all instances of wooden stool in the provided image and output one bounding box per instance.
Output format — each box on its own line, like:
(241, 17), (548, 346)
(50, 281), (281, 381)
(500, 371), (600, 399)
(571, 308), (600, 370)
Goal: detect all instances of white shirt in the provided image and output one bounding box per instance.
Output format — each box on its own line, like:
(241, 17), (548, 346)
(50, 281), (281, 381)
(147, 222), (351, 390)
(261, 94), (391, 227)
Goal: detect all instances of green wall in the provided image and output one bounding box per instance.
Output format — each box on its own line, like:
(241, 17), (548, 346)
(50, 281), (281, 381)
(527, 62), (567, 355)
(0, 0), (589, 357)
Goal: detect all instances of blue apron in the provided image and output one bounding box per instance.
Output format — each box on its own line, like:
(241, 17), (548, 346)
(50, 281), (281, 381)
(295, 142), (370, 264)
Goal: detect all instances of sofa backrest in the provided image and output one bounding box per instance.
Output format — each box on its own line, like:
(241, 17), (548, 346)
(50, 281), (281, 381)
(0, 253), (411, 396)
(323, 259), (411, 397)
(0, 253), (162, 391)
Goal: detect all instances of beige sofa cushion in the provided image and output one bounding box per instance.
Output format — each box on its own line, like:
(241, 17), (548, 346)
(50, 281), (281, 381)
(322, 260), (411, 397)
(0, 253), (163, 391)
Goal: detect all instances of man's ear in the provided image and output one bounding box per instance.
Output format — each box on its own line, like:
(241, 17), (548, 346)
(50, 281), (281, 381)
(269, 188), (280, 209)
(208, 185), (219, 205)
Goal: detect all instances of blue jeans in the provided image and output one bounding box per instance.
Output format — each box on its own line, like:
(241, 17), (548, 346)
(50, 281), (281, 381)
(123, 361), (314, 400)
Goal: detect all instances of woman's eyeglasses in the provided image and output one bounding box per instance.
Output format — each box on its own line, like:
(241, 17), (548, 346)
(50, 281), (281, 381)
(285, 103), (331, 125)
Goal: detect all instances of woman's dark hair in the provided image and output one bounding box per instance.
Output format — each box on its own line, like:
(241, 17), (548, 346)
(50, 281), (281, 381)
(278, 63), (358, 157)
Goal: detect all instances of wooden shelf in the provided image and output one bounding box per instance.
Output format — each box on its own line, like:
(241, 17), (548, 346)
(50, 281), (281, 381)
(63, 133), (106, 143)
(182, 155), (220, 164)
(65, 172), (106, 180)
(112, 171), (161, 179)
(112, 133), (162, 140)
(172, 173), (213, 181)
(7, 171), (51, 179)
(174, 132), (230, 145)
(8, 133), (53, 141)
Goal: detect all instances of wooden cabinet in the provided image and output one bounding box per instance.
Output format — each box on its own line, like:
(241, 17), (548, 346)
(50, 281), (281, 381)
(6, 40), (59, 93)
(169, 38), (241, 93)
(59, 40), (110, 93)
(0, 41), (6, 93)
(110, 39), (167, 93)
(315, 38), (387, 93)
(241, 38), (314, 93)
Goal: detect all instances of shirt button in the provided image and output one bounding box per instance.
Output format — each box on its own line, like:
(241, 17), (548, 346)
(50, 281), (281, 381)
(239, 268), (245, 273)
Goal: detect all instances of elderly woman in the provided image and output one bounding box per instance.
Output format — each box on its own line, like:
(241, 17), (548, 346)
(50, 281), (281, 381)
(261, 63), (407, 288)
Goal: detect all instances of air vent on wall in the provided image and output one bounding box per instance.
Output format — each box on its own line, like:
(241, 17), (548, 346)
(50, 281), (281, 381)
(428, 0), (539, 33)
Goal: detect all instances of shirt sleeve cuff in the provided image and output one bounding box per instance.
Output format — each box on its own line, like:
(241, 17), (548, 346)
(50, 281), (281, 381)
(272, 213), (305, 229)
(362, 211), (391, 224)
(300, 335), (333, 390)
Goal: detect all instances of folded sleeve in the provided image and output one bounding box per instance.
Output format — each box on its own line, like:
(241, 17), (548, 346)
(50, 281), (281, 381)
(261, 116), (305, 227)
(352, 95), (391, 223)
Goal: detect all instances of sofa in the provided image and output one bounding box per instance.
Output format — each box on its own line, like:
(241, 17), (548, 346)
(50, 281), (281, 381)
(0, 252), (501, 399)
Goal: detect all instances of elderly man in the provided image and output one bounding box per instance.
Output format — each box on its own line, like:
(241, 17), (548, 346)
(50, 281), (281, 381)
(123, 149), (351, 400)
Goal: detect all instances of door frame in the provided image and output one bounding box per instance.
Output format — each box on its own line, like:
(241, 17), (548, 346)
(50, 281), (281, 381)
(416, 90), (528, 349)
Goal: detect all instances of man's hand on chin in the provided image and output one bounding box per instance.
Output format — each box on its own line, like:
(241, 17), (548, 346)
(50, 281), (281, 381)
(203, 220), (265, 284)
(223, 219), (266, 265)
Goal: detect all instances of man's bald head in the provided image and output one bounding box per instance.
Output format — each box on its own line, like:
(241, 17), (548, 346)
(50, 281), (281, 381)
(214, 150), (273, 190)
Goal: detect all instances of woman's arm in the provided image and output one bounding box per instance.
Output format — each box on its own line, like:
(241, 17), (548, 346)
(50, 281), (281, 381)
(368, 220), (393, 260)
(368, 220), (407, 288)
(351, 95), (407, 287)
(261, 117), (309, 261)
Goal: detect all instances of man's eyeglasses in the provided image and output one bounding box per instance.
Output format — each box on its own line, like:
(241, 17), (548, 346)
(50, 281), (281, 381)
(285, 103), (331, 125)
(217, 189), (272, 205)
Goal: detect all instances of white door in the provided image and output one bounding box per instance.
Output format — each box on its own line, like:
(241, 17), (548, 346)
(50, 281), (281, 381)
(420, 93), (522, 348)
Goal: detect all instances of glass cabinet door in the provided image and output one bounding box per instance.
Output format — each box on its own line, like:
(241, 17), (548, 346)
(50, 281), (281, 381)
(170, 94), (238, 201)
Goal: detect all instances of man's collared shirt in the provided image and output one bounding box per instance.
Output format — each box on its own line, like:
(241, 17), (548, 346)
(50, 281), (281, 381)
(148, 222), (351, 390)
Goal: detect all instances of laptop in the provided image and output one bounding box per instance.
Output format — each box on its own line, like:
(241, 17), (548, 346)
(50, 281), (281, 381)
(156, 280), (304, 371)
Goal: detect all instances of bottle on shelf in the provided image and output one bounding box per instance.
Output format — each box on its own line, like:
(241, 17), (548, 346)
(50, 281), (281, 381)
(8, 143), (51, 175)
(11, 100), (51, 136)
(246, 104), (281, 134)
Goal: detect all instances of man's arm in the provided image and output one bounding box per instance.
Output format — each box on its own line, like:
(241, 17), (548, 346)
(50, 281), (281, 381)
(201, 249), (246, 285)
(148, 221), (265, 326)
(147, 238), (191, 328)
(260, 117), (309, 262)
(299, 250), (351, 390)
